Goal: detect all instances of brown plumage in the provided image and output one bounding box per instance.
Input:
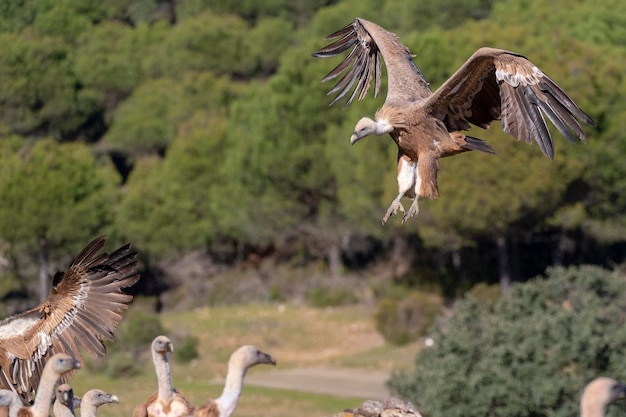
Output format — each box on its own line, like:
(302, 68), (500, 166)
(132, 336), (193, 417)
(313, 18), (595, 224)
(53, 384), (76, 417)
(0, 236), (140, 404)
(335, 398), (421, 417)
(580, 377), (626, 417)
(192, 345), (276, 417)
(15, 354), (80, 417)
(76, 389), (119, 417)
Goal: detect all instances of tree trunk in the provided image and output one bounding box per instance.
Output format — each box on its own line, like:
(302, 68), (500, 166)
(451, 249), (467, 282)
(38, 236), (49, 302)
(327, 243), (342, 279)
(496, 234), (511, 295)
(390, 233), (412, 280)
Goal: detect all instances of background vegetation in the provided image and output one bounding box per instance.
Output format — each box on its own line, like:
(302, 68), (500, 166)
(0, 1), (625, 416)
(0, 0), (625, 304)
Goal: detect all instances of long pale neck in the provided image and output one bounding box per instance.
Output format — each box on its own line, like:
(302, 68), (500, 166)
(581, 398), (606, 417)
(217, 360), (248, 417)
(80, 403), (97, 417)
(30, 367), (61, 417)
(154, 351), (174, 401)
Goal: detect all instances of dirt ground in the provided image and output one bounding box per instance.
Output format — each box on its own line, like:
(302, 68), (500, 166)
(246, 367), (391, 399)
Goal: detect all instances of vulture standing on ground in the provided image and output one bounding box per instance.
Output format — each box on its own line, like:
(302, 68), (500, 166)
(3, 354), (80, 417)
(192, 345), (276, 417)
(313, 18), (596, 224)
(53, 384), (76, 417)
(132, 336), (193, 417)
(76, 389), (120, 417)
(580, 377), (626, 417)
(0, 236), (140, 404)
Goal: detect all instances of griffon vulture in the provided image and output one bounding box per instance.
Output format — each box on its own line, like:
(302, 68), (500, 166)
(0, 236), (140, 403)
(313, 18), (595, 224)
(335, 398), (421, 417)
(132, 336), (193, 417)
(192, 345), (276, 417)
(53, 384), (77, 417)
(2, 354), (80, 417)
(581, 377), (626, 417)
(76, 389), (120, 417)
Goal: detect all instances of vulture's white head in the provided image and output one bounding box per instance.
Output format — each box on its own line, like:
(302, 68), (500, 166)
(351, 117), (395, 144)
(49, 353), (81, 375)
(230, 345), (276, 370)
(581, 377), (626, 417)
(81, 389), (120, 407)
(152, 335), (174, 355)
(56, 383), (75, 406)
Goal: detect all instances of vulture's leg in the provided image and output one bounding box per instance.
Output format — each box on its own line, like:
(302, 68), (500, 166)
(382, 155), (416, 226)
(402, 197), (420, 223)
(382, 193), (406, 226)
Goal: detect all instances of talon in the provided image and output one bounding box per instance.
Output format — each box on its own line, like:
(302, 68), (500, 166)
(382, 201), (405, 225)
(401, 200), (419, 223)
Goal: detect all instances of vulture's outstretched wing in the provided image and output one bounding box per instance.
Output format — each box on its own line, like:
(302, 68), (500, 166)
(427, 47), (596, 160)
(0, 236), (140, 403)
(313, 18), (431, 107)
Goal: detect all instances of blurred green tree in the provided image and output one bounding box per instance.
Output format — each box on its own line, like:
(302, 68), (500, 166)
(0, 137), (120, 301)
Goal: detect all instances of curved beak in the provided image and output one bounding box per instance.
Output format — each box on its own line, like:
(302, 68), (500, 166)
(350, 132), (361, 145)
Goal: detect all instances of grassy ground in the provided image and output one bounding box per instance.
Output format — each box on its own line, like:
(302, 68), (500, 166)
(70, 301), (422, 417)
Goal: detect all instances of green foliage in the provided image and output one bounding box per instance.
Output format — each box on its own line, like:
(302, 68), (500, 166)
(175, 336), (199, 364)
(375, 291), (443, 345)
(307, 287), (358, 308)
(389, 265), (626, 417)
(0, 0), (625, 295)
(105, 71), (233, 157)
(0, 137), (119, 256)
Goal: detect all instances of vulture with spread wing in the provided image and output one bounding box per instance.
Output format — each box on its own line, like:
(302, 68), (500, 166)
(313, 18), (595, 224)
(0, 236), (140, 404)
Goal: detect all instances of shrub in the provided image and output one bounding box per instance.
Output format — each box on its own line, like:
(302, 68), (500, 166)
(388, 265), (626, 417)
(175, 336), (199, 364)
(307, 287), (358, 308)
(375, 291), (443, 345)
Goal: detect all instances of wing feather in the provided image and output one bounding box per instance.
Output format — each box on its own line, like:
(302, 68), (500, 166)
(427, 47), (595, 158)
(313, 18), (431, 107)
(0, 236), (140, 403)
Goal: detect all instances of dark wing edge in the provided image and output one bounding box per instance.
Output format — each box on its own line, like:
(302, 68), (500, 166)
(312, 19), (382, 107)
(0, 236), (140, 403)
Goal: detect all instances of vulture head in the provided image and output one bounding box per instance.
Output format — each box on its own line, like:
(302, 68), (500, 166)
(232, 345), (276, 370)
(350, 117), (395, 144)
(581, 377), (626, 417)
(81, 389), (120, 407)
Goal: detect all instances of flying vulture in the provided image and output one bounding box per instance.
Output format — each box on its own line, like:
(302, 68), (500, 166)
(192, 345), (276, 417)
(132, 335), (193, 417)
(0, 236), (140, 404)
(313, 18), (596, 224)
